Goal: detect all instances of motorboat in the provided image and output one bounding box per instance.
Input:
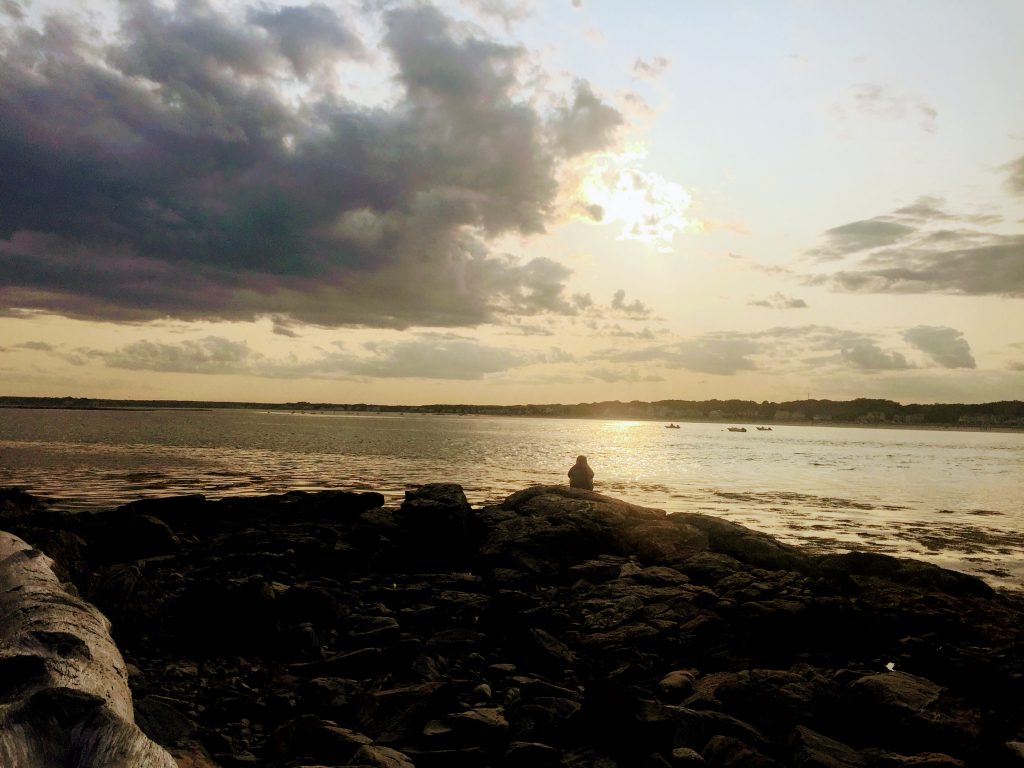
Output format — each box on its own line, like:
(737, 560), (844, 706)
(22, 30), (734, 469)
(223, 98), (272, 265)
(665, 423), (680, 429)
(726, 427), (747, 432)
(756, 426), (772, 431)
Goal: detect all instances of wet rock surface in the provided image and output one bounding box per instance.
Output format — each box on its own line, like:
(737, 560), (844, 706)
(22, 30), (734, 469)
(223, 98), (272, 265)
(3, 483), (1024, 767)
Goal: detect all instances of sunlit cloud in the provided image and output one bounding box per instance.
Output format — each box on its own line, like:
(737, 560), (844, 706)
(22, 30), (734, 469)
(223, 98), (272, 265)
(569, 144), (699, 252)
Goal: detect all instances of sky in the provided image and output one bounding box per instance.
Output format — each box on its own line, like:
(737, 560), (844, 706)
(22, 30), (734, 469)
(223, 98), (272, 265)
(1, 0), (1022, 405)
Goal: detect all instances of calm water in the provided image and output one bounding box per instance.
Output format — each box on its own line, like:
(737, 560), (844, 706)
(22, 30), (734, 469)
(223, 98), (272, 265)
(1, 408), (1022, 589)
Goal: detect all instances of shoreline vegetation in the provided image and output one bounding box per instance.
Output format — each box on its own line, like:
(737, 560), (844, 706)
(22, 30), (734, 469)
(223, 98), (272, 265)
(3, 395), (1023, 430)
(1, 483), (1023, 766)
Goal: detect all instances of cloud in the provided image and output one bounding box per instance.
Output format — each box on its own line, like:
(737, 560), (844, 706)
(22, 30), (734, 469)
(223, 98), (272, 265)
(632, 56), (670, 80)
(610, 289), (651, 318)
(833, 82), (937, 133)
(821, 234), (1024, 296)
(747, 292), (808, 310)
(248, 3), (363, 76)
(603, 325), (655, 340)
(808, 219), (915, 260)
(85, 333), (555, 380)
(344, 338), (528, 379)
(805, 198), (1024, 296)
(601, 336), (760, 375)
(0, 1), (624, 329)
(588, 324), (957, 377)
(14, 341), (55, 351)
(902, 326), (976, 369)
(1, 0), (22, 20)
(98, 336), (259, 374)
(271, 318), (300, 337)
(840, 341), (913, 371)
(461, 0), (535, 26)
(551, 81), (624, 157)
(587, 368), (664, 383)
(1004, 155), (1024, 196)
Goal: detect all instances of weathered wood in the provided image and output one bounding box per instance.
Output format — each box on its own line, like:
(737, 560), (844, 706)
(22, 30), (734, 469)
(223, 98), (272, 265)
(0, 531), (176, 767)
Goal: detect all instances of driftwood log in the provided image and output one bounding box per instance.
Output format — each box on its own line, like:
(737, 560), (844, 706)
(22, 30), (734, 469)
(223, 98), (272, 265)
(0, 530), (176, 767)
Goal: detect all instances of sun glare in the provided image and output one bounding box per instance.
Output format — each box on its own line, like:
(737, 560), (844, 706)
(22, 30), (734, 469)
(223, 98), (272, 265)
(572, 145), (699, 252)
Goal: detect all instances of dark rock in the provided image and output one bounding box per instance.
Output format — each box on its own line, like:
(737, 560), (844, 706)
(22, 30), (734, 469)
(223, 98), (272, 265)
(347, 744), (416, 768)
(266, 715), (371, 764)
(99, 513), (179, 562)
(560, 747), (619, 767)
(448, 706), (510, 745)
(347, 616), (401, 647)
(790, 726), (866, 768)
(515, 628), (575, 674)
(814, 552), (993, 598)
(401, 747), (489, 768)
(674, 708), (771, 755)
(393, 484), (474, 565)
(9, 483), (1024, 768)
(671, 747), (706, 766)
(279, 584), (339, 628)
(658, 670), (697, 702)
(302, 677), (364, 719)
(292, 647), (384, 679)
(0, 486), (50, 520)
(357, 681), (457, 744)
(848, 671), (982, 754)
(701, 735), (783, 767)
(505, 741), (559, 768)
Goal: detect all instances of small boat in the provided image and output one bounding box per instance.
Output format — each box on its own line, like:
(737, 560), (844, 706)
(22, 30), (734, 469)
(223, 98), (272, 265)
(665, 423), (680, 429)
(756, 426), (772, 431)
(727, 427), (747, 432)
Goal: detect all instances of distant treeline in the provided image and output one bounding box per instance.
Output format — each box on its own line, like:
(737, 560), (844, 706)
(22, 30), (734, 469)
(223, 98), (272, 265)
(2, 396), (1023, 427)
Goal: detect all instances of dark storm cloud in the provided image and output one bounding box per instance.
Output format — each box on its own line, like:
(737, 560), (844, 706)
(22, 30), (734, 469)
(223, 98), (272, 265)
(902, 326), (976, 369)
(0, 1), (622, 328)
(1, 0), (23, 20)
(806, 197), (1024, 296)
(249, 3), (363, 76)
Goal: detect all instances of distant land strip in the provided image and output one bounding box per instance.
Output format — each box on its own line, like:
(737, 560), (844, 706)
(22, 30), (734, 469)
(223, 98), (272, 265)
(2, 396), (1023, 428)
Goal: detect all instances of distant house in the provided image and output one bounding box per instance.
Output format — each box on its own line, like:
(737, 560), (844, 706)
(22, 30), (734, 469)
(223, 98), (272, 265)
(774, 410), (806, 421)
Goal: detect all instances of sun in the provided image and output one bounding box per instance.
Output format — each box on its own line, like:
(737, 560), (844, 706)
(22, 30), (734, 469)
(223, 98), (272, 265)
(571, 145), (701, 252)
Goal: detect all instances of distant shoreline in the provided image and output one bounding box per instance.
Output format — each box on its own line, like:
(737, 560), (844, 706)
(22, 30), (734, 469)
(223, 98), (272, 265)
(2, 401), (1022, 434)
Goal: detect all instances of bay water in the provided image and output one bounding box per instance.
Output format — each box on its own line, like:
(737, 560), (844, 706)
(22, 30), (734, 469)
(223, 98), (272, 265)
(1, 408), (1022, 589)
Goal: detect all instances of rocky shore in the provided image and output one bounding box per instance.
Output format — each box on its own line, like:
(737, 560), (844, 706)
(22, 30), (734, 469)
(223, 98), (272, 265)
(2, 483), (1024, 767)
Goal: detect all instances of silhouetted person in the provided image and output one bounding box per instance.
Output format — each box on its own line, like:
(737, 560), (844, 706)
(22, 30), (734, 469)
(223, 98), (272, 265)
(568, 455), (594, 490)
